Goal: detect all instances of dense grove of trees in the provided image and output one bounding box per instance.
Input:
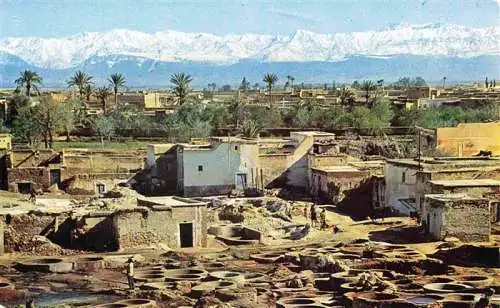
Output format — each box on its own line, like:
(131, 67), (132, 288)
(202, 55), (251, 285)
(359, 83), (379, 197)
(5, 70), (499, 148)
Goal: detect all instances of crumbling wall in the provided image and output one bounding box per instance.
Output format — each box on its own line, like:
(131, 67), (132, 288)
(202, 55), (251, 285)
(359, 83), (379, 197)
(443, 199), (491, 242)
(428, 198), (491, 241)
(65, 174), (129, 195)
(7, 167), (51, 192)
(3, 212), (66, 253)
(115, 206), (207, 249)
(11, 149), (56, 168)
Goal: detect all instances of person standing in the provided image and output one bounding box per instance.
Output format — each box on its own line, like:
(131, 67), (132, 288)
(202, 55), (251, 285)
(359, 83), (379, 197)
(320, 208), (327, 229)
(26, 299), (35, 308)
(126, 257), (135, 290)
(310, 203), (317, 227)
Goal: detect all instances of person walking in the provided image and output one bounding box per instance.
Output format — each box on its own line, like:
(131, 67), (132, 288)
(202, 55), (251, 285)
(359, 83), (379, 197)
(126, 257), (135, 290)
(320, 208), (327, 230)
(310, 203), (317, 227)
(29, 188), (36, 203)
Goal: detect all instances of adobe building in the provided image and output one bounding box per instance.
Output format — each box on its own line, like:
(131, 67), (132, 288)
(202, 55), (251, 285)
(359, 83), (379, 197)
(0, 192), (208, 254)
(7, 148), (145, 195)
(424, 194), (492, 242)
(142, 131), (338, 197)
(436, 122), (500, 157)
(384, 157), (500, 215)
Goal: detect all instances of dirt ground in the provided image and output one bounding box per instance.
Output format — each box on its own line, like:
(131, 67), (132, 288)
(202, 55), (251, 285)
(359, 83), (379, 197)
(0, 194), (498, 307)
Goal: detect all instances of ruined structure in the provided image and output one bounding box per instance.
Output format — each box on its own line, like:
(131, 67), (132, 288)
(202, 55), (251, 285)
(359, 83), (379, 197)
(7, 148), (145, 195)
(424, 193), (492, 241)
(0, 191), (208, 254)
(384, 157), (500, 215)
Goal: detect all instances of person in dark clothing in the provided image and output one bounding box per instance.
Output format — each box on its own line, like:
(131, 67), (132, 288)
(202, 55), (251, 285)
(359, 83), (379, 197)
(29, 189), (36, 203)
(320, 208), (327, 229)
(26, 299), (35, 308)
(310, 203), (317, 227)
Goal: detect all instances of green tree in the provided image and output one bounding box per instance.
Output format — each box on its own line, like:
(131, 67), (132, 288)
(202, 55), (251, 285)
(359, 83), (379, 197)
(263, 73), (278, 107)
(6, 94), (30, 125)
(241, 119), (261, 138)
(33, 97), (63, 148)
(202, 103), (229, 130)
(351, 99), (393, 134)
(170, 73), (192, 105)
(59, 97), (84, 142)
(360, 80), (376, 106)
(12, 106), (42, 146)
(239, 77), (250, 93)
(67, 71), (93, 97)
(83, 84), (93, 102)
(413, 77), (427, 87)
(338, 87), (355, 107)
(108, 73), (126, 105)
(393, 77), (411, 89)
(91, 115), (116, 145)
(14, 70), (43, 97)
(351, 80), (360, 89)
(95, 86), (112, 114)
(228, 100), (247, 128)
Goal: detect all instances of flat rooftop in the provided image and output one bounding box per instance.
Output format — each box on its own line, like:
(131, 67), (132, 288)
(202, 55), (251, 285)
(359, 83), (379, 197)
(425, 193), (488, 203)
(311, 165), (363, 173)
(429, 179), (500, 188)
(138, 196), (206, 207)
(387, 157), (500, 170)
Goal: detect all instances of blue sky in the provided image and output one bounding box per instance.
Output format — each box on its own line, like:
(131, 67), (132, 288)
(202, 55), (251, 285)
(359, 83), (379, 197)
(1, 0), (499, 37)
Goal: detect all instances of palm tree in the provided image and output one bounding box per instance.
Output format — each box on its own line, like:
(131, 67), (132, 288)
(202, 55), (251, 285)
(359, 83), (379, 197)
(360, 80), (376, 106)
(83, 84), (93, 102)
(263, 73), (278, 107)
(240, 77), (250, 93)
(95, 86), (111, 114)
(170, 73), (192, 105)
(67, 71), (93, 97)
(338, 87), (355, 107)
(15, 70), (43, 97)
(442, 76), (447, 89)
(108, 73), (126, 105)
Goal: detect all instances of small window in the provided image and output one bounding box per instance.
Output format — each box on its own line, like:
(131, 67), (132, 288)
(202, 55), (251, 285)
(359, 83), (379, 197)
(234, 145), (239, 151)
(401, 171), (406, 183)
(198, 165), (203, 172)
(96, 183), (106, 194)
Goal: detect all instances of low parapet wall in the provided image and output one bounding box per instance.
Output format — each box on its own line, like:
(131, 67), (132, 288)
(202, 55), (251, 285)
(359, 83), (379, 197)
(208, 223), (261, 245)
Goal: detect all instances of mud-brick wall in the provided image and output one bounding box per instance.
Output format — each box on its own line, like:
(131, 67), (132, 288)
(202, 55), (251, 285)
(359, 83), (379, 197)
(80, 215), (118, 251)
(436, 122), (500, 156)
(259, 154), (288, 188)
(3, 213), (64, 253)
(115, 206), (207, 249)
(63, 153), (144, 175)
(444, 199), (491, 242)
(7, 167), (51, 191)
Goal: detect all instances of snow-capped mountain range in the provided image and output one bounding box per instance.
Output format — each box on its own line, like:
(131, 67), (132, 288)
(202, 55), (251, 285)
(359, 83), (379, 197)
(1, 23), (499, 70)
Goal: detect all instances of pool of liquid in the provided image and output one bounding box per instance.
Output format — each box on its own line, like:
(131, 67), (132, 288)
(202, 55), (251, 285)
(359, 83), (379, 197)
(2, 292), (120, 307)
(407, 296), (440, 305)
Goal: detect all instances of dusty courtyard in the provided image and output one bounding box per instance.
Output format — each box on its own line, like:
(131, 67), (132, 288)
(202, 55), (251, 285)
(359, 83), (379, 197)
(0, 189), (498, 307)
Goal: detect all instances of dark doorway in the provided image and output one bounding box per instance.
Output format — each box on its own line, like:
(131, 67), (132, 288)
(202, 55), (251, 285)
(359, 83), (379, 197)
(236, 173), (247, 190)
(0, 155), (8, 190)
(18, 182), (33, 194)
(179, 222), (193, 248)
(50, 169), (61, 187)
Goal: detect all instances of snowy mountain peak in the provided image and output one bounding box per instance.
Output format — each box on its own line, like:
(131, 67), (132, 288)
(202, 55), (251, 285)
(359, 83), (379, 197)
(1, 23), (498, 69)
